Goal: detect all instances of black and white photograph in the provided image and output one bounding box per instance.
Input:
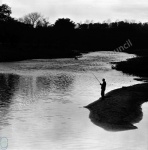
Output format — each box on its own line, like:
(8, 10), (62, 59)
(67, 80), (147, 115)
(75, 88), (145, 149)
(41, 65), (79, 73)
(0, 0), (148, 149)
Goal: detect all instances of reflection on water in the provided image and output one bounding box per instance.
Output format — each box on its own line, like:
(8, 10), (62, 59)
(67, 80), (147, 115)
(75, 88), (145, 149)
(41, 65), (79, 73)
(0, 74), (19, 104)
(0, 51), (147, 150)
(0, 74), (19, 128)
(37, 73), (73, 92)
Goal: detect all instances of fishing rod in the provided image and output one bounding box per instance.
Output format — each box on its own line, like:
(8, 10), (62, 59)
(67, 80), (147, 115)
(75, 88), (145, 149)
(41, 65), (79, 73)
(82, 69), (101, 85)
(92, 73), (101, 84)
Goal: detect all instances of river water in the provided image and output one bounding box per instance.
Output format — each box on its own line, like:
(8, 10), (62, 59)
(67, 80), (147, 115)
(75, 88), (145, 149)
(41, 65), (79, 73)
(0, 51), (147, 150)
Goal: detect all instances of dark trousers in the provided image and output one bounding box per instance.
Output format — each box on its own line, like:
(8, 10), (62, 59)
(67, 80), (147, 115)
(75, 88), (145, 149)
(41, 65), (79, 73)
(101, 89), (105, 98)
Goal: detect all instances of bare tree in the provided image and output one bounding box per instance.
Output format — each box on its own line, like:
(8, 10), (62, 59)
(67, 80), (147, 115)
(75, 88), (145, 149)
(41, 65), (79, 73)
(19, 12), (49, 28)
(36, 18), (49, 28)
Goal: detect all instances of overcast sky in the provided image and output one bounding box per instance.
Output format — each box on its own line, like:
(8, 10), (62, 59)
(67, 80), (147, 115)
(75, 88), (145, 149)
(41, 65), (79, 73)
(2, 0), (148, 23)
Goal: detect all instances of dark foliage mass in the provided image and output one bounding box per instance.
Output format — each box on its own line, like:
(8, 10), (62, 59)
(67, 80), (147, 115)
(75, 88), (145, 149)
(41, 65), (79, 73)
(1, 4), (148, 61)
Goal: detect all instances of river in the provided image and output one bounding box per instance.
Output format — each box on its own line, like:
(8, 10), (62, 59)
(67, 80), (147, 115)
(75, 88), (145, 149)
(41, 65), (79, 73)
(0, 51), (147, 150)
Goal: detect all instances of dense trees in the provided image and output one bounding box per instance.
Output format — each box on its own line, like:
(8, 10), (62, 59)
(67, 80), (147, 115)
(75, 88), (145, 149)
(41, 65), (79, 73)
(1, 4), (148, 61)
(54, 18), (75, 30)
(0, 4), (11, 21)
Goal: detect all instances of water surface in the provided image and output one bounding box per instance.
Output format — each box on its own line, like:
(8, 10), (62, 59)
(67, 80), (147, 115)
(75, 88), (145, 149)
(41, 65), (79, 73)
(0, 51), (147, 150)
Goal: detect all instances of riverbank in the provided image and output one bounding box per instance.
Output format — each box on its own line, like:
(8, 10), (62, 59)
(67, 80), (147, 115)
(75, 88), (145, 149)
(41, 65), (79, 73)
(113, 48), (148, 79)
(113, 56), (148, 78)
(0, 44), (82, 62)
(85, 83), (148, 131)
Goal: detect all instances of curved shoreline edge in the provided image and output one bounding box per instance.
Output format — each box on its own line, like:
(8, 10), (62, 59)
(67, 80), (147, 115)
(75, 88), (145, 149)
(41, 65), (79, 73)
(84, 83), (148, 131)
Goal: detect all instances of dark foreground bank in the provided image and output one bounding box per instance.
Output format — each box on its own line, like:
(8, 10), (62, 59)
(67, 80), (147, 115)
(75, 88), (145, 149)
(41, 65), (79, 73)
(84, 83), (148, 132)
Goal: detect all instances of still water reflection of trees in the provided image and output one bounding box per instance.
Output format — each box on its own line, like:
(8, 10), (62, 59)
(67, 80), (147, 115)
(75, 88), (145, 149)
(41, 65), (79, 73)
(0, 73), (74, 128)
(0, 74), (19, 106)
(37, 73), (74, 93)
(0, 73), (19, 127)
(0, 73), (74, 106)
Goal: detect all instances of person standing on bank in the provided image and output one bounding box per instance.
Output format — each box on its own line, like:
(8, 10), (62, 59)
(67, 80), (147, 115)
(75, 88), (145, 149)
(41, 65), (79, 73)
(100, 78), (106, 98)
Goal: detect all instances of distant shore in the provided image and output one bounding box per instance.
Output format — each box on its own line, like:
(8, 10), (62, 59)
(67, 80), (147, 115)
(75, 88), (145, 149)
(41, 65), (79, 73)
(0, 44), (82, 62)
(85, 83), (148, 131)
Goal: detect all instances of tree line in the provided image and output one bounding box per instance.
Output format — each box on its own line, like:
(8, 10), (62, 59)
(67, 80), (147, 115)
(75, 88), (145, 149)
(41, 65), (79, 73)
(0, 4), (148, 61)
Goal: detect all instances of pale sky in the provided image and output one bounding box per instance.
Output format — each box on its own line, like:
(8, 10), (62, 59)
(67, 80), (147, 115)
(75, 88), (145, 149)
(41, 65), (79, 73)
(2, 0), (148, 23)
